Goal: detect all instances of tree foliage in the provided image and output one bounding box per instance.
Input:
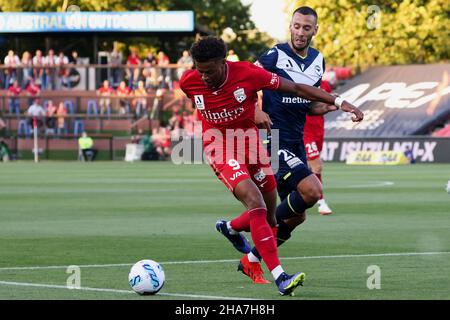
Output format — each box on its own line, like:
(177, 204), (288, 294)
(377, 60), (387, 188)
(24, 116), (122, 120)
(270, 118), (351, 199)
(287, 0), (449, 71)
(0, 0), (276, 61)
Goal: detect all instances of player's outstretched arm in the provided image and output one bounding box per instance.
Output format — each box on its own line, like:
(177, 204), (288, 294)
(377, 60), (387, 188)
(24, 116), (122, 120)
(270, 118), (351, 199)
(277, 77), (364, 122)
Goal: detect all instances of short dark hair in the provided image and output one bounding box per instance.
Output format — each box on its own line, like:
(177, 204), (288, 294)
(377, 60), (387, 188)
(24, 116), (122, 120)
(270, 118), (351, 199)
(190, 36), (227, 63)
(292, 6), (318, 22)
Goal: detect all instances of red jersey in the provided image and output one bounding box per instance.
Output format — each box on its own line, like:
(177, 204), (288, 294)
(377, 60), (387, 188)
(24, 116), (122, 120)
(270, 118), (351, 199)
(8, 85), (22, 96)
(179, 61), (280, 134)
(304, 80), (332, 139)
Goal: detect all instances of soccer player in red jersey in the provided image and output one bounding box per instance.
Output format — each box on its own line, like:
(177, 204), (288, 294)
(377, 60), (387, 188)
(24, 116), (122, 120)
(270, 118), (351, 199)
(304, 80), (333, 215)
(179, 36), (363, 296)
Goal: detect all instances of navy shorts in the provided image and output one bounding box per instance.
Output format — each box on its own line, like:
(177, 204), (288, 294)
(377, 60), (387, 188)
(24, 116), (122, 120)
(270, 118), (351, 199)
(272, 143), (312, 201)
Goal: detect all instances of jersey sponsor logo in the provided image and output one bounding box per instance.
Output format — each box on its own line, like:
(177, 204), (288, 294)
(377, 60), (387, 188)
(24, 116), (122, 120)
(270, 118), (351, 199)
(200, 106), (245, 123)
(270, 73), (278, 85)
(229, 170), (248, 181)
(267, 49), (276, 55)
(281, 96), (310, 104)
(253, 169), (266, 182)
(194, 95), (205, 110)
(233, 88), (246, 103)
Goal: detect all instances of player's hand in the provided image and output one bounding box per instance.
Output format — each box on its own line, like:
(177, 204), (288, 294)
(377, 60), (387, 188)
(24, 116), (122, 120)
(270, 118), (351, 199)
(255, 108), (273, 133)
(341, 101), (364, 122)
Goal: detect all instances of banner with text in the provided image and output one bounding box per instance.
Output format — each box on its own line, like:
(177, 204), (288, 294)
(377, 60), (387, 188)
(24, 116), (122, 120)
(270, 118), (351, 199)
(321, 137), (450, 163)
(0, 11), (194, 33)
(325, 64), (450, 137)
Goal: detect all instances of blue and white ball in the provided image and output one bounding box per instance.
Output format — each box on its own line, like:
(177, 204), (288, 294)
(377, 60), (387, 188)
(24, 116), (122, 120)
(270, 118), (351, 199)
(128, 259), (165, 295)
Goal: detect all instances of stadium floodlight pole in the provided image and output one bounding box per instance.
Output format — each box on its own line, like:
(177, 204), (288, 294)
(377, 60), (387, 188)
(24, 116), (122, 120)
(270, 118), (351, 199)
(33, 116), (39, 163)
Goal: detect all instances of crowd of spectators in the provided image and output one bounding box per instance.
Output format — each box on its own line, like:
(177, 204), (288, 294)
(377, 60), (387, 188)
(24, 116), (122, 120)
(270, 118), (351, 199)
(1, 46), (201, 162)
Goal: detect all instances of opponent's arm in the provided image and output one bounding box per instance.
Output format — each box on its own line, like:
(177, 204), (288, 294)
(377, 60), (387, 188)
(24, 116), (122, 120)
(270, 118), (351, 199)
(278, 77), (364, 122)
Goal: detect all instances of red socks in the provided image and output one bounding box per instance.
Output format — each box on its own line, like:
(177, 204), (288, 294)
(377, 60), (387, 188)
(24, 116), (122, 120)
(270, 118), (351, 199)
(249, 208), (280, 271)
(230, 210), (251, 232)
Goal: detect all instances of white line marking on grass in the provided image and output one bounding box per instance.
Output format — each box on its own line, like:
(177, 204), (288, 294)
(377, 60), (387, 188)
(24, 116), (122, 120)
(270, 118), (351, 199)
(0, 251), (449, 271)
(346, 181), (394, 188)
(0, 281), (258, 300)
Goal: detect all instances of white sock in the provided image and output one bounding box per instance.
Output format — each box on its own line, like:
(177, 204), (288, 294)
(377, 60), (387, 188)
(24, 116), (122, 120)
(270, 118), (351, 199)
(247, 251), (260, 263)
(226, 221), (238, 235)
(317, 199), (325, 205)
(271, 265), (284, 280)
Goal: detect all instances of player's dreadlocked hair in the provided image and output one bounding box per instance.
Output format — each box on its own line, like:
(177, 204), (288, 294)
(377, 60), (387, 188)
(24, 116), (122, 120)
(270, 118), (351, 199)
(190, 36), (227, 63)
(293, 6), (318, 22)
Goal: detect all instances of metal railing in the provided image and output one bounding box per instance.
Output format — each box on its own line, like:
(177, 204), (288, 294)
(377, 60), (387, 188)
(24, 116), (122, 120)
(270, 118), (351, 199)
(0, 63), (187, 91)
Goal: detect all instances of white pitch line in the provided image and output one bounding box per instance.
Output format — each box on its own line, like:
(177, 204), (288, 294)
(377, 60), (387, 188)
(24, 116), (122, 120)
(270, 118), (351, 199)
(346, 181), (394, 188)
(0, 280), (258, 300)
(0, 251), (449, 272)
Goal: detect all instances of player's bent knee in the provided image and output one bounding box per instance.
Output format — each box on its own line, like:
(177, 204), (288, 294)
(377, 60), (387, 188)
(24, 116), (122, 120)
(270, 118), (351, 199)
(297, 185), (322, 205)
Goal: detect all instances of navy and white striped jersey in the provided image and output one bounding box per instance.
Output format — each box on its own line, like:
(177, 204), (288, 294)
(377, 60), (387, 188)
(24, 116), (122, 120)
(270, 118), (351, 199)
(258, 43), (325, 143)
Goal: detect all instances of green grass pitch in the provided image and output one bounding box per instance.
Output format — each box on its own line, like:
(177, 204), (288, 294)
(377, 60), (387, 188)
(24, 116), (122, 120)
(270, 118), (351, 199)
(0, 161), (449, 300)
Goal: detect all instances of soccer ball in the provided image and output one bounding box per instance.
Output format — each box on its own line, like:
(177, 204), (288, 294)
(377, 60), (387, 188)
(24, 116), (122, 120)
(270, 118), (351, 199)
(446, 180), (450, 194)
(128, 259), (165, 295)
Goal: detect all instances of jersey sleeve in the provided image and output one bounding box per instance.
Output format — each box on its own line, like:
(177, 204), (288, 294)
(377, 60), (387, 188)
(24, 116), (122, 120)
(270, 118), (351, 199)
(257, 47), (279, 72)
(247, 63), (280, 92)
(179, 71), (192, 98)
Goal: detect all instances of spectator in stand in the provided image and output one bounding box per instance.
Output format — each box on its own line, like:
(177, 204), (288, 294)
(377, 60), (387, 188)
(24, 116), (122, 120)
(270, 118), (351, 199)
(142, 50), (157, 89)
(7, 80), (22, 115)
(32, 49), (46, 88)
(97, 80), (114, 116)
(226, 49), (240, 62)
(152, 125), (171, 160)
(109, 43), (123, 88)
(44, 100), (57, 134)
(21, 51), (33, 88)
(45, 49), (57, 90)
(132, 128), (158, 161)
(176, 50), (194, 81)
(157, 51), (171, 89)
(69, 50), (80, 65)
(56, 102), (67, 135)
(126, 47), (141, 89)
(4, 50), (21, 89)
(26, 98), (45, 129)
(78, 131), (98, 161)
(56, 51), (69, 89)
(116, 80), (132, 115)
(26, 77), (41, 95)
(25, 77), (41, 105)
(132, 80), (148, 118)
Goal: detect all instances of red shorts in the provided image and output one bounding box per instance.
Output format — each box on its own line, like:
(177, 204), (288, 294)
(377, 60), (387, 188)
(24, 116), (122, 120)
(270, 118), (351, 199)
(304, 135), (324, 161)
(204, 131), (277, 194)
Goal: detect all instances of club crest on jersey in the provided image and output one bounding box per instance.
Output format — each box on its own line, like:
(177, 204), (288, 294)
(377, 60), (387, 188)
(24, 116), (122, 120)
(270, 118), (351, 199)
(315, 65), (322, 76)
(253, 169), (266, 182)
(233, 88), (246, 103)
(194, 95), (205, 110)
